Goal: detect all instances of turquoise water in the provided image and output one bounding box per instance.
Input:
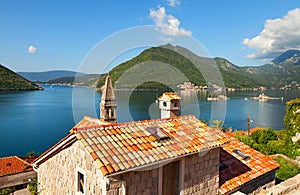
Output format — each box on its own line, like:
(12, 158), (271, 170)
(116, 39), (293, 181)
(0, 85), (299, 157)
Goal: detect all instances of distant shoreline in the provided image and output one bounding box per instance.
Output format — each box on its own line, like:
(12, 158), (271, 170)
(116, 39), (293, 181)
(38, 83), (300, 92)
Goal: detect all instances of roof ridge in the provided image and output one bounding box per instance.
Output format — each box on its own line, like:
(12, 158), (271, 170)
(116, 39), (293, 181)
(15, 156), (31, 166)
(0, 155), (30, 164)
(73, 115), (197, 132)
(0, 156), (17, 160)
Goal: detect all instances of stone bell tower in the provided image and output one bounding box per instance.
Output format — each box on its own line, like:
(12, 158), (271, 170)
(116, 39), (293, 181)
(100, 75), (116, 122)
(157, 92), (181, 119)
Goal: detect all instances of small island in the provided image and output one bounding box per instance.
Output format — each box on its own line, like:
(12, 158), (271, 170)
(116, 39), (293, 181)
(251, 93), (284, 101)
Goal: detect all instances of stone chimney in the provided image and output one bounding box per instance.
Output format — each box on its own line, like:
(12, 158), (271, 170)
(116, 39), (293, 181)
(157, 92), (181, 119)
(100, 75), (116, 122)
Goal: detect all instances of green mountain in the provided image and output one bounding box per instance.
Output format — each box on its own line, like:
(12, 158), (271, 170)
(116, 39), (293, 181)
(97, 44), (262, 89)
(243, 50), (300, 88)
(0, 64), (42, 91)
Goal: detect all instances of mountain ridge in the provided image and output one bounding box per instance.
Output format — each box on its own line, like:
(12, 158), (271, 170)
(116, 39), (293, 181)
(18, 70), (86, 82)
(0, 64), (42, 91)
(242, 49), (300, 88)
(16, 46), (300, 90)
(96, 44), (263, 90)
(271, 50), (300, 65)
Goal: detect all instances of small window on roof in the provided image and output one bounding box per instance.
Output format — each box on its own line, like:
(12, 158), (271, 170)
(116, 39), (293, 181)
(146, 126), (170, 141)
(233, 149), (250, 160)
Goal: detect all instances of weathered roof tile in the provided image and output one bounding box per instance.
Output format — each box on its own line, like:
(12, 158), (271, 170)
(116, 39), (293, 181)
(73, 115), (228, 176)
(0, 156), (35, 177)
(219, 134), (280, 194)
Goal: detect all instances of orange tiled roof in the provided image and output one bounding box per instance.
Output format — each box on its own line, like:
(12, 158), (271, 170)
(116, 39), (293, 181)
(0, 156), (34, 177)
(226, 127), (266, 137)
(157, 92), (181, 100)
(219, 136), (280, 195)
(72, 115), (229, 176)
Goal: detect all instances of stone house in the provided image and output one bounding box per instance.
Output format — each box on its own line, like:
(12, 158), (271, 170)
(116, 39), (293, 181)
(0, 156), (37, 192)
(32, 76), (280, 194)
(33, 114), (228, 194)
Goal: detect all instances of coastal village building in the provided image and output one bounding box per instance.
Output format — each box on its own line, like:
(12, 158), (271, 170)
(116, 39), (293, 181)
(0, 156), (36, 191)
(32, 76), (280, 195)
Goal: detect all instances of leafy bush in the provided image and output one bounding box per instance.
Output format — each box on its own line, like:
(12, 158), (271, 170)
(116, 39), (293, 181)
(265, 140), (285, 155)
(284, 98), (300, 136)
(0, 187), (15, 195)
(250, 129), (278, 144)
(275, 129), (290, 142)
(236, 128), (300, 159)
(28, 179), (37, 195)
(235, 134), (254, 148)
(274, 156), (300, 181)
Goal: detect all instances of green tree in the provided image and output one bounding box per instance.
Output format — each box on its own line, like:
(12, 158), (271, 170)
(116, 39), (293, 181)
(250, 129), (278, 144)
(27, 151), (36, 158)
(284, 98), (300, 136)
(265, 140), (285, 155)
(210, 120), (228, 132)
(235, 134), (254, 148)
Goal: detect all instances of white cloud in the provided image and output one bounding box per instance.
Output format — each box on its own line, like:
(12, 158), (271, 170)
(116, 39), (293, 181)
(149, 6), (192, 37)
(167, 0), (180, 7)
(243, 8), (300, 59)
(28, 45), (37, 54)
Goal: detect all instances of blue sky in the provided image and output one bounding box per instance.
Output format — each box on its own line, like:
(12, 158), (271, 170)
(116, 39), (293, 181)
(1, 0), (300, 73)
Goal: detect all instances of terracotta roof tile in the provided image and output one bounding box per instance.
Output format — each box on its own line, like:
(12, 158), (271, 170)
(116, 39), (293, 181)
(73, 115), (228, 176)
(0, 156), (35, 177)
(219, 136), (280, 194)
(100, 166), (109, 175)
(157, 92), (181, 101)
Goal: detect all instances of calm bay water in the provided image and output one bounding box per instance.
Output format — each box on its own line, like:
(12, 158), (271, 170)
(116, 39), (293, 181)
(0, 84), (299, 157)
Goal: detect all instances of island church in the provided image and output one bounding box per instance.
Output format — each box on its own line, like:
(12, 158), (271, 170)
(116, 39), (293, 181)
(32, 75), (280, 195)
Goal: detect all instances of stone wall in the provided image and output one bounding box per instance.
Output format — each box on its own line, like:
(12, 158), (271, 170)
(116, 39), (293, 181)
(112, 168), (159, 195)
(261, 173), (300, 195)
(37, 140), (220, 195)
(183, 147), (220, 194)
(37, 141), (104, 195)
(0, 171), (37, 189)
(106, 180), (126, 195)
(109, 147), (220, 195)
